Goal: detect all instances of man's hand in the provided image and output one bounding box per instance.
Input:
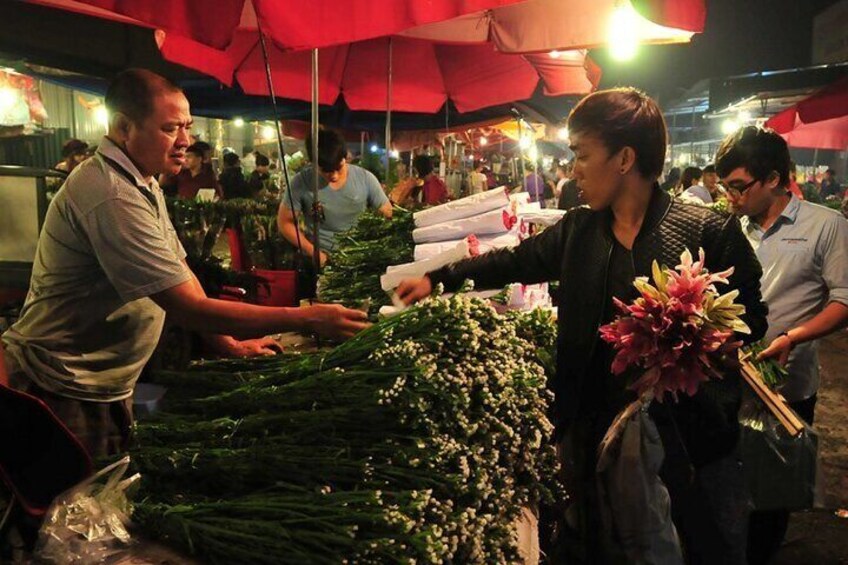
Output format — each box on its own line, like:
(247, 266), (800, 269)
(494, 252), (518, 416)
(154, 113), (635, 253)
(756, 333), (793, 366)
(304, 303), (370, 340)
(396, 277), (433, 305)
(211, 336), (283, 358)
(319, 251), (329, 267)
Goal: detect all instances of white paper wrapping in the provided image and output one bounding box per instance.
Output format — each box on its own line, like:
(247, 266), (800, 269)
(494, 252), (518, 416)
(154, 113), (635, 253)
(381, 239), (473, 291)
(413, 231), (521, 261)
(518, 208), (567, 227)
(412, 206), (517, 244)
(413, 186), (510, 228)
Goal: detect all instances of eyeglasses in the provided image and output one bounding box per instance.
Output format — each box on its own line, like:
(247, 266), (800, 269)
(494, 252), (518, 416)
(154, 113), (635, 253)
(724, 178), (759, 197)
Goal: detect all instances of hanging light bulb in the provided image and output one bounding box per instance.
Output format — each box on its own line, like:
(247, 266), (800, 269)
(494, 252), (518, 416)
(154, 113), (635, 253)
(233, 118), (245, 127)
(261, 125), (275, 140)
(390, 149), (399, 159)
(0, 87), (19, 112)
(479, 137), (488, 146)
(557, 127), (569, 140)
(95, 106), (109, 128)
(519, 136), (532, 150)
(370, 144), (379, 153)
(608, 2), (639, 62)
(721, 118), (739, 135)
(548, 50), (562, 59)
(528, 144), (539, 162)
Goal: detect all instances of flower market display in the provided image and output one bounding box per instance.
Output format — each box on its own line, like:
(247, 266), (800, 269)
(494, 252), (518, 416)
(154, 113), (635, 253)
(317, 207), (415, 316)
(131, 294), (563, 564)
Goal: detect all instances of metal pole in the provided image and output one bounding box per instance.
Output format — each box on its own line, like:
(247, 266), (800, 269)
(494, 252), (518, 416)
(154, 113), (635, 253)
(257, 22), (300, 257)
(385, 37), (393, 179)
(360, 131), (365, 161)
(517, 117), (526, 185)
(311, 48), (321, 276)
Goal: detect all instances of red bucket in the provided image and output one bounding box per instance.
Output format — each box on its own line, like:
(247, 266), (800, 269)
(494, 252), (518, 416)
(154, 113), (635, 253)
(254, 269), (298, 307)
(226, 227), (251, 272)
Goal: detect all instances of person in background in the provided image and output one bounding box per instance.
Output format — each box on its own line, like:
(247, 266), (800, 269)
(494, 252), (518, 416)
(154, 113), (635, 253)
(786, 161), (805, 200)
(55, 138), (89, 173)
(219, 152), (252, 199)
(680, 165), (712, 204)
(398, 88), (767, 565)
(1, 69), (368, 459)
(160, 142), (220, 199)
(469, 160), (488, 195)
(248, 153), (274, 197)
(701, 164), (725, 201)
(660, 166), (680, 192)
(557, 161), (584, 210)
(820, 168), (842, 199)
(715, 126), (848, 565)
(523, 167), (547, 208)
(278, 128), (392, 266)
(413, 154), (449, 205)
(242, 149), (257, 175)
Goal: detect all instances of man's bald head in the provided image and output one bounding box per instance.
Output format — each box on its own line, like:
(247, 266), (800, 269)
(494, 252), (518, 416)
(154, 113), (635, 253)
(105, 68), (182, 125)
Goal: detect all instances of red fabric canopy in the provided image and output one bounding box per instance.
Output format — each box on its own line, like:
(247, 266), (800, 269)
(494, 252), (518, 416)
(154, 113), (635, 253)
(401, 0), (704, 53)
(766, 77), (848, 150)
(28, 0), (525, 50)
(160, 34), (599, 113)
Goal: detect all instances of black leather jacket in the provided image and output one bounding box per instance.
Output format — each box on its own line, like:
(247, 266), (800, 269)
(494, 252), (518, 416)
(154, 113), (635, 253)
(429, 186), (768, 466)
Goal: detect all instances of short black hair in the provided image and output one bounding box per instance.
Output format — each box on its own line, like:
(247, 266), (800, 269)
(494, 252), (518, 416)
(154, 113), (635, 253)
(702, 164), (716, 175)
(680, 166), (703, 189)
(105, 68), (182, 124)
(186, 143), (205, 158)
(413, 155), (434, 177)
(61, 138), (88, 158)
(568, 87), (667, 181)
(715, 126), (790, 188)
(223, 152), (241, 168)
(304, 128), (347, 172)
(255, 153), (270, 167)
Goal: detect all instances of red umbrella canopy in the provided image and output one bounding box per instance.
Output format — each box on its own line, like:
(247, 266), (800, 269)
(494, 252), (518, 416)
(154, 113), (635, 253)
(27, 0), (526, 50)
(160, 33), (600, 113)
(401, 0), (705, 52)
(766, 77), (848, 151)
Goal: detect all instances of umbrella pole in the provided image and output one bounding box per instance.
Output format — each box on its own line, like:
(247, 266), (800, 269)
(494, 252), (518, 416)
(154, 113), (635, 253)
(311, 48), (321, 279)
(517, 117), (526, 185)
(256, 22), (301, 261)
(385, 37), (393, 183)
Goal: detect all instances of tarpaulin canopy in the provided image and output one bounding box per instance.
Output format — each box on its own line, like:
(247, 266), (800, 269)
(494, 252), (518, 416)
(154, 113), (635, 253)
(391, 117), (547, 151)
(26, 0), (526, 50)
(159, 33), (600, 113)
(401, 0), (704, 52)
(765, 76), (848, 151)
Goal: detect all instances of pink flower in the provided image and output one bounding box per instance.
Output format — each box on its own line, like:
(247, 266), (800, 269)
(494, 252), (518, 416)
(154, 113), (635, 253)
(599, 248), (745, 399)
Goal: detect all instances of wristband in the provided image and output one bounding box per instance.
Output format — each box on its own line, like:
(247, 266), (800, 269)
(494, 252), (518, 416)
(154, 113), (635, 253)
(778, 331), (792, 345)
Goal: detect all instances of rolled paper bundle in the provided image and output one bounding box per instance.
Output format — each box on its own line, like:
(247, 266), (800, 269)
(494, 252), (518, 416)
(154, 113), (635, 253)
(413, 186), (509, 228)
(381, 238), (474, 291)
(412, 206), (517, 244)
(413, 232), (521, 261)
(518, 208), (567, 227)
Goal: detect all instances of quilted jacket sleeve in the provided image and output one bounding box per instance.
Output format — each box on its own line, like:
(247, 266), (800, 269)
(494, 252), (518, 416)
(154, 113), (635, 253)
(707, 213), (769, 344)
(427, 213), (571, 292)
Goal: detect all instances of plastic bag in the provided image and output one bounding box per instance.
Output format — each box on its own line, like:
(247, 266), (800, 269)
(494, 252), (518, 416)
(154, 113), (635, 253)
(596, 397), (684, 565)
(738, 389), (821, 511)
(35, 455), (140, 564)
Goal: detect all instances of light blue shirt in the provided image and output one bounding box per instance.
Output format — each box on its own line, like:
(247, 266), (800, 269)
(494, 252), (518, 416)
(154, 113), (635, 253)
(682, 184), (713, 204)
(742, 196), (848, 401)
(283, 164), (389, 252)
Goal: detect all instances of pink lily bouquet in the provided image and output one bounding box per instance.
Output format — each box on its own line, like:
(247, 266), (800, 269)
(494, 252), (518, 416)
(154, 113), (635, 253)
(599, 248), (751, 400)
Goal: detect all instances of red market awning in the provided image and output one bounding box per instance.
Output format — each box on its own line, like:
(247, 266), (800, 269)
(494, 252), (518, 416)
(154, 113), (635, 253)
(766, 77), (848, 150)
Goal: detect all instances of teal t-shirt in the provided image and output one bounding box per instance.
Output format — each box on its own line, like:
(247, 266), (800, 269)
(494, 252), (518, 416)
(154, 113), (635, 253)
(283, 164), (389, 252)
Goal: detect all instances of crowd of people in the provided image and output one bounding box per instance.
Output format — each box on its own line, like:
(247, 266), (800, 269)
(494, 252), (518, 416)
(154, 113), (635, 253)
(3, 67), (847, 564)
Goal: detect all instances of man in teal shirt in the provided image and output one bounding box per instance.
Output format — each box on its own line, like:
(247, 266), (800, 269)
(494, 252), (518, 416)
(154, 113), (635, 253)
(278, 129), (392, 265)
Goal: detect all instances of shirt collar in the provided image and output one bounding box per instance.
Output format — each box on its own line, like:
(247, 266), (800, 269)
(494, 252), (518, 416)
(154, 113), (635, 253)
(96, 136), (156, 191)
(779, 193), (801, 223)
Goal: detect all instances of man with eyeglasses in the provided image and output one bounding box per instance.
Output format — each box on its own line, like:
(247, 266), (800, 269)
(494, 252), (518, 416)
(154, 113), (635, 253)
(715, 126), (848, 565)
(278, 128), (393, 267)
